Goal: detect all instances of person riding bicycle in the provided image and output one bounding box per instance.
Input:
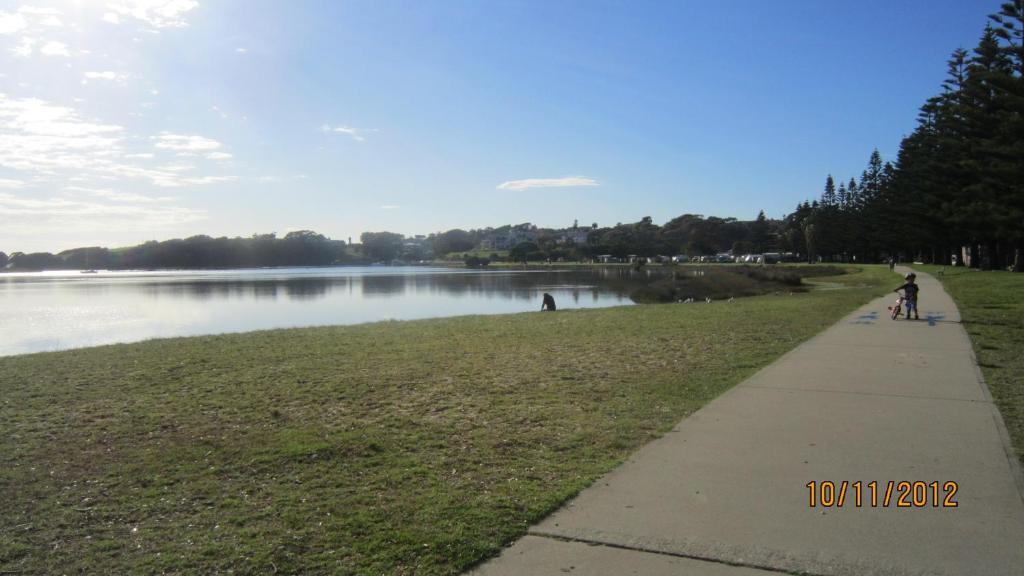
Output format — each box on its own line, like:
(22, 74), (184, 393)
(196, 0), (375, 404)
(895, 272), (920, 320)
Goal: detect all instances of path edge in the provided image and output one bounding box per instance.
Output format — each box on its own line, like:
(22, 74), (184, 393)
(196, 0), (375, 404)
(915, 267), (1024, 506)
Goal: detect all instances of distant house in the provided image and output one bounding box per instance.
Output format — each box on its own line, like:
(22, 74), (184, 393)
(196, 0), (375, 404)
(555, 228), (590, 246)
(480, 224), (537, 250)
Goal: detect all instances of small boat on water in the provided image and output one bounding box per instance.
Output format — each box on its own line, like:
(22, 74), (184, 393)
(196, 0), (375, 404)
(80, 270), (98, 274)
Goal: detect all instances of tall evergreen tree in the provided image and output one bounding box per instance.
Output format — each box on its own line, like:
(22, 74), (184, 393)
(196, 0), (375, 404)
(988, 1), (1024, 269)
(822, 175), (837, 207)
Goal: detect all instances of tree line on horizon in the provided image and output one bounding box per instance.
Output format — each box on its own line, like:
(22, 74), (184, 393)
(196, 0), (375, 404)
(0, 214), (783, 271)
(784, 1), (1023, 271)
(0, 231), (349, 271)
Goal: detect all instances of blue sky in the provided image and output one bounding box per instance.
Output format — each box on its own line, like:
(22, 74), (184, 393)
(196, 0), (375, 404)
(0, 0), (1000, 252)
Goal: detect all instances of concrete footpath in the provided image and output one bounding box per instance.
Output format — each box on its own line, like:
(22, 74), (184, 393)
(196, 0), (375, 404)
(471, 268), (1024, 576)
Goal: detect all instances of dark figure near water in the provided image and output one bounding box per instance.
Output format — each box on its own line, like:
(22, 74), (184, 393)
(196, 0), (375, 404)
(541, 292), (556, 311)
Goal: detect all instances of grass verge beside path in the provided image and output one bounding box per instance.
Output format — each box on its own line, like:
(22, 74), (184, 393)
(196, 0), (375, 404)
(915, 265), (1024, 467)
(1, 266), (892, 575)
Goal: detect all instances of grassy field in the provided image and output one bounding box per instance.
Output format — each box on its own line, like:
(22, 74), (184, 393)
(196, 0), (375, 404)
(1, 266), (893, 575)
(914, 265), (1024, 466)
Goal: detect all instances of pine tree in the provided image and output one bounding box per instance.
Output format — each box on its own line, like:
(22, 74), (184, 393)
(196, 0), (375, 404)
(990, 1), (1024, 76)
(822, 175), (836, 207)
(751, 210), (770, 253)
(988, 1), (1024, 269)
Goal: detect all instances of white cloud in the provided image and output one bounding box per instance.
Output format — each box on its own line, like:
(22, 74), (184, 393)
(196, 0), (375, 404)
(124, 153), (154, 159)
(12, 36), (36, 57)
(21, 6), (64, 27)
(102, 12), (121, 24)
(84, 71), (119, 80)
(0, 191), (207, 234)
(153, 132), (222, 152)
(0, 178), (26, 189)
(0, 11), (28, 34)
(39, 40), (69, 56)
(152, 175), (236, 188)
(63, 186), (173, 203)
(235, 47), (247, 53)
(2, 7), (63, 44)
(0, 95), (125, 174)
(0, 95), (235, 190)
(320, 123), (377, 142)
(496, 176), (600, 191)
(105, 0), (199, 29)
(255, 174), (306, 183)
(380, 204), (400, 210)
(82, 71), (127, 85)
(17, 6), (63, 17)
(206, 151), (232, 161)
(156, 163), (194, 172)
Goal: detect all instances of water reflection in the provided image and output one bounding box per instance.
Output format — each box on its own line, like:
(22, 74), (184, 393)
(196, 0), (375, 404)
(0, 266), (664, 356)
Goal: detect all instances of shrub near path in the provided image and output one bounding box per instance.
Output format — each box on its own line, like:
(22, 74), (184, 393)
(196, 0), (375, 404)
(0, 266), (892, 575)
(915, 265), (1024, 466)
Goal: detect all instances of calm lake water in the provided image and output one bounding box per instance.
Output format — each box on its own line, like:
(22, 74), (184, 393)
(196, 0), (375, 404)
(0, 266), (661, 357)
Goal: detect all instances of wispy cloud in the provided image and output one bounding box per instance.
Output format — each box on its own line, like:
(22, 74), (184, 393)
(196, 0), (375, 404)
(255, 174), (307, 183)
(0, 95), (235, 190)
(235, 47), (247, 54)
(496, 176), (599, 191)
(0, 11), (28, 35)
(104, 0), (200, 29)
(155, 163), (194, 172)
(19, 6), (63, 27)
(3, 6), (66, 59)
(0, 94), (124, 173)
(0, 178), (26, 189)
(380, 204), (400, 210)
(63, 186), (174, 203)
(153, 175), (235, 188)
(0, 191), (206, 234)
(39, 40), (69, 56)
(11, 36), (35, 57)
(82, 70), (127, 85)
(153, 132), (222, 152)
(320, 123), (377, 142)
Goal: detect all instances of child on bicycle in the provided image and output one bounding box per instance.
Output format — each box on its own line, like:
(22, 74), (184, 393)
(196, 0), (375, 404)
(895, 272), (920, 320)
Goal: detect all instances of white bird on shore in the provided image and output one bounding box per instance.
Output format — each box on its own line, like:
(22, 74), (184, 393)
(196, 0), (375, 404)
(705, 297), (712, 303)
